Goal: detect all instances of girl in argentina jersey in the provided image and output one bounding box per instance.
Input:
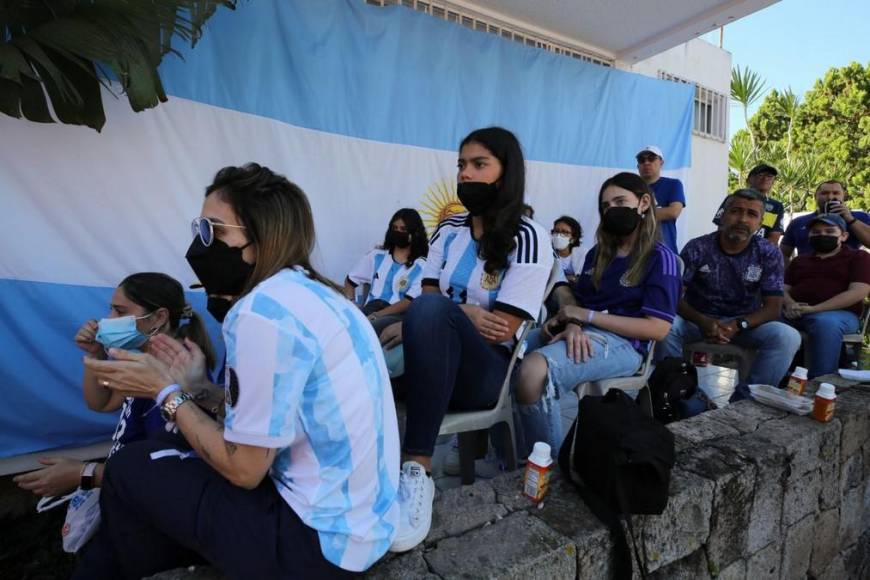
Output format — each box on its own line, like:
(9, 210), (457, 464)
(514, 172), (681, 458)
(77, 164), (399, 578)
(344, 208), (428, 337)
(383, 127), (553, 554)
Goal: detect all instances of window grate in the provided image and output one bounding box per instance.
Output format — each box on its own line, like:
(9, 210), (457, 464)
(659, 71), (728, 142)
(365, 0), (613, 67)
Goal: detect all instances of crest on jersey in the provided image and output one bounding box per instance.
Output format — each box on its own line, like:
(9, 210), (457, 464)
(745, 264), (762, 282)
(481, 270), (503, 290)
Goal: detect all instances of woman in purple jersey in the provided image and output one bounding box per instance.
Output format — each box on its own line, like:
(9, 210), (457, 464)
(514, 172), (681, 456)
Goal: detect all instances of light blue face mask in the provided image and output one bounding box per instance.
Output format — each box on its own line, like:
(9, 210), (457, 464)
(95, 314), (155, 351)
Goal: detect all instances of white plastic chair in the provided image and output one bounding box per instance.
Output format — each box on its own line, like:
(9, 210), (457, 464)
(682, 341), (757, 383)
(438, 260), (563, 484)
(575, 341), (658, 417)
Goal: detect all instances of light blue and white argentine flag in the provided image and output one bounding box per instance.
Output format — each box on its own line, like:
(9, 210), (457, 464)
(0, 0), (693, 458)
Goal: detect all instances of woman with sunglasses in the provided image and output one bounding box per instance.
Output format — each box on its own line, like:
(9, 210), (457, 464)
(343, 208), (428, 337)
(76, 164), (399, 579)
(514, 172), (681, 457)
(384, 127), (553, 552)
(14, 272), (216, 498)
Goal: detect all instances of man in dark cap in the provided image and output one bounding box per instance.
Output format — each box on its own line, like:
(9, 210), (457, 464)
(712, 163), (784, 245)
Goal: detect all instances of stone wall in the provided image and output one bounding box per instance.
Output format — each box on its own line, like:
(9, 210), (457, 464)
(368, 377), (870, 579)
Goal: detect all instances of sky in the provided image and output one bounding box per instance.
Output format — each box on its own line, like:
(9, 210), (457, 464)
(700, 0), (870, 138)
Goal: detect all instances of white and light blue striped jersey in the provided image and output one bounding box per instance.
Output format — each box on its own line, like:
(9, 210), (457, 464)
(222, 267), (400, 572)
(346, 248), (425, 305)
(408, 213), (553, 321)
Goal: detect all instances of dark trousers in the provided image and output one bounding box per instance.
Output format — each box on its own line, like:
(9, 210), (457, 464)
(363, 299), (405, 336)
(73, 439), (352, 580)
(402, 294), (510, 456)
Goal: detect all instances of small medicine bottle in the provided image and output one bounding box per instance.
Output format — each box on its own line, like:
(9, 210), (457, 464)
(787, 366), (809, 396)
(812, 383), (837, 423)
(523, 442), (553, 503)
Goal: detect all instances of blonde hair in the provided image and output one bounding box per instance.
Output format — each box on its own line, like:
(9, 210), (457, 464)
(591, 172), (659, 289)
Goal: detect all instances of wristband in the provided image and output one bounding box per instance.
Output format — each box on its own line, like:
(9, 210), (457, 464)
(587, 310), (596, 323)
(80, 462), (98, 490)
(155, 383), (181, 406)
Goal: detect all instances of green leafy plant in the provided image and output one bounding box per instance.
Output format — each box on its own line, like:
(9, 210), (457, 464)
(0, 0), (236, 131)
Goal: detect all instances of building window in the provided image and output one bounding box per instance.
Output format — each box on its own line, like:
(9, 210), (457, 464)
(659, 71), (728, 142)
(365, 0), (613, 68)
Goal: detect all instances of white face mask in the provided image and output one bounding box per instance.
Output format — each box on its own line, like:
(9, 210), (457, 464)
(551, 233), (571, 251)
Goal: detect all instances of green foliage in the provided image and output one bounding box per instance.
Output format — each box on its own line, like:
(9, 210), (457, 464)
(729, 62), (870, 214)
(0, 0), (236, 131)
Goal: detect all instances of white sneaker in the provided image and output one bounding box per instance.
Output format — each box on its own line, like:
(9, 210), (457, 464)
(389, 461), (435, 553)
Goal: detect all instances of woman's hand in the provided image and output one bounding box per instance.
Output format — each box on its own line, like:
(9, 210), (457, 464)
(83, 349), (174, 399)
(460, 304), (509, 341)
(74, 320), (104, 357)
(149, 334), (209, 391)
(540, 316), (561, 342)
(380, 322), (403, 349)
(558, 305), (588, 324)
(783, 301), (806, 320)
(13, 457), (83, 497)
(550, 322), (591, 363)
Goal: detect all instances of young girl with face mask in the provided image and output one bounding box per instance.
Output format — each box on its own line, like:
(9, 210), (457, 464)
(343, 208), (429, 337)
(514, 172), (681, 458)
(382, 127), (553, 553)
(14, 273), (215, 498)
(550, 215), (584, 283)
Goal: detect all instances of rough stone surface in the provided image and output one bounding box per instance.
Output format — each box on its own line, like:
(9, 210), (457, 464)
(677, 444), (756, 569)
(716, 557), (746, 580)
(649, 547), (711, 580)
(366, 549), (436, 579)
(839, 485), (864, 548)
(666, 412), (740, 445)
(840, 451), (865, 495)
(819, 460), (841, 511)
(816, 554), (846, 580)
(837, 388), (870, 461)
(780, 514), (815, 580)
(842, 530), (870, 579)
(702, 400), (787, 435)
(490, 470), (535, 514)
(809, 508), (841, 576)
(640, 468), (714, 572)
(782, 467), (822, 527)
(426, 479), (507, 544)
(753, 416), (836, 482)
(746, 541), (780, 580)
(424, 511), (576, 579)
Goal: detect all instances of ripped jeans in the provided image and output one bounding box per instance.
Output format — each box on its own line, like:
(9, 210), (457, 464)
(513, 328), (643, 458)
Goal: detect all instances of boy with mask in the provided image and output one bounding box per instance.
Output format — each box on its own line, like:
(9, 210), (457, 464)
(783, 213), (870, 378)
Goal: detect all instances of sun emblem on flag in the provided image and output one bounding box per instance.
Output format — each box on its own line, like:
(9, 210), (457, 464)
(420, 180), (466, 234)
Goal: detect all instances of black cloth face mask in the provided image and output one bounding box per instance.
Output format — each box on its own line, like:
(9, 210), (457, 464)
(387, 230), (411, 249)
(206, 296), (233, 323)
(601, 206), (642, 237)
(457, 181), (499, 216)
(185, 237), (254, 297)
(808, 235), (839, 254)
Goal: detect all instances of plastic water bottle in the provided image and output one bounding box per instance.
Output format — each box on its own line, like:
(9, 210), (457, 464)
(523, 442), (552, 503)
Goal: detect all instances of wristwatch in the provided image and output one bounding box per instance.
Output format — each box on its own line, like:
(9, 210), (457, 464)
(736, 318), (750, 331)
(161, 391), (193, 422)
(80, 462), (98, 490)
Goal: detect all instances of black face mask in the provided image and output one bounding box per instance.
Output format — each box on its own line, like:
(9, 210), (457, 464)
(457, 181), (499, 216)
(206, 296), (233, 323)
(809, 235), (840, 254)
(185, 237), (254, 297)
(601, 206), (642, 237)
(387, 230), (411, 249)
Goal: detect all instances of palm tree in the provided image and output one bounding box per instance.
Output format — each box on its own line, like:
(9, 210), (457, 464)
(0, 0), (236, 132)
(776, 88), (801, 162)
(728, 130), (754, 187)
(730, 65), (767, 152)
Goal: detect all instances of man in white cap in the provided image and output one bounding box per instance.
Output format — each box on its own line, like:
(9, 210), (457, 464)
(636, 145), (685, 253)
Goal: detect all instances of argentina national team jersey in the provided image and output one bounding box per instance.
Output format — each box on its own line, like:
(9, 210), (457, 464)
(346, 248), (425, 304)
(408, 213), (553, 323)
(221, 268), (400, 572)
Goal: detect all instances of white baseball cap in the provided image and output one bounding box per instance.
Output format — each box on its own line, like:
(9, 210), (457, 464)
(636, 145), (663, 160)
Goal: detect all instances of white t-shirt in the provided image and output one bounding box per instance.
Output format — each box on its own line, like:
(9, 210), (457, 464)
(408, 213), (553, 322)
(222, 268), (400, 572)
(346, 248), (425, 304)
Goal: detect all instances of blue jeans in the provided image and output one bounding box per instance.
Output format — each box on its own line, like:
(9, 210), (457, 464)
(657, 315), (801, 386)
(402, 294), (510, 457)
(786, 310), (859, 379)
(514, 328), (643, 458)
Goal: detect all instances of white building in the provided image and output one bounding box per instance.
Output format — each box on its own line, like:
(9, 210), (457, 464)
(365, 0), (778, 243)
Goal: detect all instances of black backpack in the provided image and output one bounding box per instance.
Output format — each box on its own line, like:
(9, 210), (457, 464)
(648, 356), (699, 424)
(559, 389), (676, 579)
